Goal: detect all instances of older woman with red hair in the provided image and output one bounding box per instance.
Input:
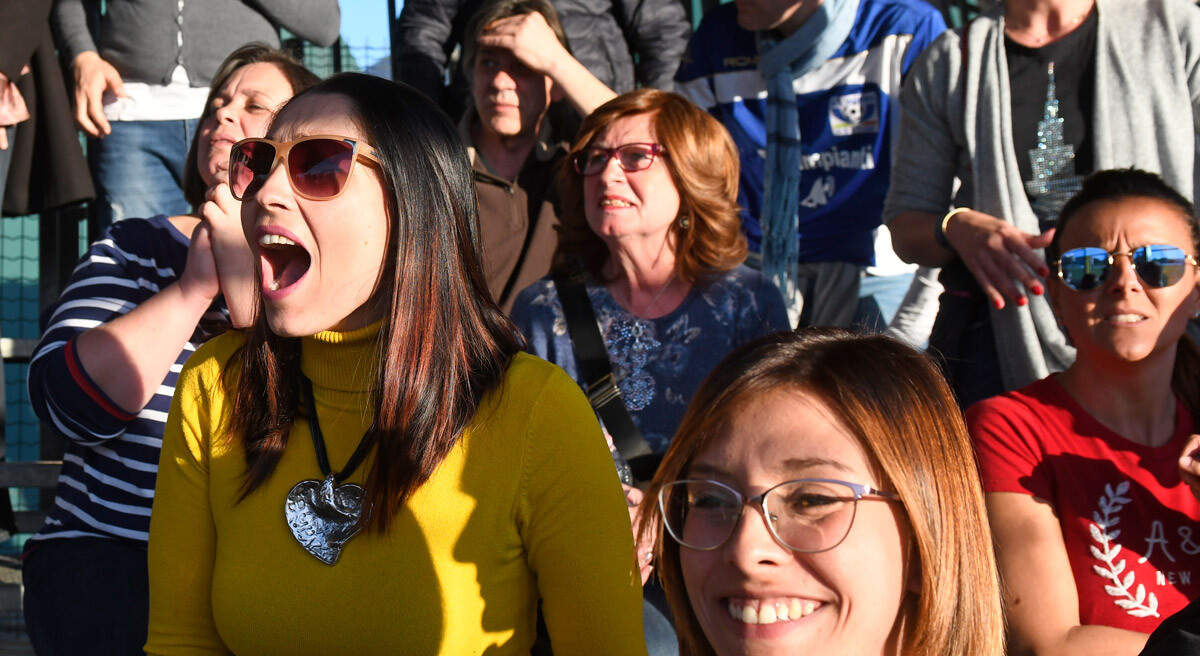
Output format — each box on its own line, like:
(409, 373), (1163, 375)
(511, 89), (789, 467)
(511, 88), (789, 654)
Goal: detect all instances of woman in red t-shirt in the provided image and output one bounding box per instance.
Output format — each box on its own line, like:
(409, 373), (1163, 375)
(968, 168), (1200, 655)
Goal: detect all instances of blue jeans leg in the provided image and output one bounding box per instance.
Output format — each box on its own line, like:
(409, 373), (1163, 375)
(855, 272), (915, 332)
(89, 119), (197, 228)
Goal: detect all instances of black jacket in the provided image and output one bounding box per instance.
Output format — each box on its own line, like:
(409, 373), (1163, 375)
(1, 0), (94, 216)
(1141, 594), (1200, 656)
(396, 0), (690, 118)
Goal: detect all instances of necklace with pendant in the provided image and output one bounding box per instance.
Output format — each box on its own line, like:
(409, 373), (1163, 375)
(630, 271), (677, 320)
(283, 373), (376, 565)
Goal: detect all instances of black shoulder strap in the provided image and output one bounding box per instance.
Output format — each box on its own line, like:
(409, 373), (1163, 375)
(552, 269), (658, 481)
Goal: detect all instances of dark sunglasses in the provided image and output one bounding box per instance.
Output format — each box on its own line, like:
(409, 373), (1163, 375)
(228, 135), (382, 201)
(572, 143), (666, 176)
(1054, 245), (1199, 291)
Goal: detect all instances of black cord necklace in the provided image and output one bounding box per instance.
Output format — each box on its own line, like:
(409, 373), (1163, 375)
(283, 373), (376, 565)
(301, 374), (376, 483)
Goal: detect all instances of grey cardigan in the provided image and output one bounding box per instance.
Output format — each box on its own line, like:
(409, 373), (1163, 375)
(52, 0), (342, 87)
(884, 0), (1200, 392)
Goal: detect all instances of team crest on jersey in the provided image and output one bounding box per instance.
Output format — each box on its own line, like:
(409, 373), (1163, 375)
(828, 90), (880, 136)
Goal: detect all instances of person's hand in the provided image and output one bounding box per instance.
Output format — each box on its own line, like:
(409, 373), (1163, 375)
(943, 208), (1054, 310)
(1179, 434), (1200, 503)
(0, 65), (32, 150)
(202, 177), (244, 249)
(202, 179), (257, 327)
(0, 71), (13, 150)
(178, 222), (221, 305)
(474, 12), (570, 77)
(625, 484), (656, 586)
(71, 51), (126, 138)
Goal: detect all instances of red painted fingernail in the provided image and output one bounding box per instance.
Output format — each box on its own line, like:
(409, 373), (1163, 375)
(993, 298), (1004, 310)
(1038, 266), (1050, 277)
(1031, 284), (1044, 295)
(1017, 296), (1028, 307)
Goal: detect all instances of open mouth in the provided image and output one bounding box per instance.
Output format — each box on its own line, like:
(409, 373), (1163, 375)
(258, 233), (311, 296)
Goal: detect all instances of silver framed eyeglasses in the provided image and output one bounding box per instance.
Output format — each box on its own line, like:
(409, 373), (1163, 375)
(572, 143), (666, 176)
(659, 478), (899, 553)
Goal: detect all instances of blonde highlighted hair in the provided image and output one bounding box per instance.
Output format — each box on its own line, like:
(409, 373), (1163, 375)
(638, 329), (1005, 656)
(554, 88), (747, 283)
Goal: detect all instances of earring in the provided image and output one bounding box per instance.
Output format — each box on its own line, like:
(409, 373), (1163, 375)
(679, 215), (691, 230)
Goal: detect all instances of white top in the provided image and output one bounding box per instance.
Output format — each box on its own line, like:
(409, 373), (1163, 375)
(102, 65), (208, 122)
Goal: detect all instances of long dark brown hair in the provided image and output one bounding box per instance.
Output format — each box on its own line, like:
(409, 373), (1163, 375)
(638, 329), (1005, 656)
(227, 73), (523, 532)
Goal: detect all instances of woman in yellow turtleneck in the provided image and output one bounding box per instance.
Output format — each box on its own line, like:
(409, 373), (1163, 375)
(144, 73), (647, 655)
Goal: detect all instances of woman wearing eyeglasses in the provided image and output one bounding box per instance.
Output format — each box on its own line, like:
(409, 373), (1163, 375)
(635, 328), (1005, 656)
(969, 169), (1200, 654)
(510, 87), (789, 468)
(884, 0), (1200, 412)
(144, 73), (647, 654)
(508, 89), (788, 650)
(22, 45), (315, 655)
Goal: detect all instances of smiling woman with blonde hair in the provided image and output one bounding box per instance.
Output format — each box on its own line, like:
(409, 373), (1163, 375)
(639, 329), (1005, 656)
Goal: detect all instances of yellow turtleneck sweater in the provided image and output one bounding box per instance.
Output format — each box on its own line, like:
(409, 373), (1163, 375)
(145, 324), (647, 655)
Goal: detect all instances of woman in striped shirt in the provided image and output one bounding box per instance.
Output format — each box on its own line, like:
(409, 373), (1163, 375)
(21, 44), (316, 655)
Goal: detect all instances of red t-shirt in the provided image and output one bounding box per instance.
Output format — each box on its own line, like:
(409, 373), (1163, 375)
(968, 377), (1200, 633)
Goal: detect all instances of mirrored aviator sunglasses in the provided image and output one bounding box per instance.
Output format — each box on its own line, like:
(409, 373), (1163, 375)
(228, 135), (382, 202)
(1055, 245), (1200, 291)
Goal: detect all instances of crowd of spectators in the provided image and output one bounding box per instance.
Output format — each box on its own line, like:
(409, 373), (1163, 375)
(5, 0), (1200, 654)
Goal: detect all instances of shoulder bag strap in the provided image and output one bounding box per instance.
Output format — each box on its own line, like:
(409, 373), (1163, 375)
(552, 269), (658, 481)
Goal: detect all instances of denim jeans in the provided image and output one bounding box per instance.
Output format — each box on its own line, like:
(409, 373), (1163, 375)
(89, 119), (197, 229)
(24, 537), (149, 655)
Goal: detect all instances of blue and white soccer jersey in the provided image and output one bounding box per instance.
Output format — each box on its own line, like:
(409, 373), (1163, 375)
(675, 0), (946, 267)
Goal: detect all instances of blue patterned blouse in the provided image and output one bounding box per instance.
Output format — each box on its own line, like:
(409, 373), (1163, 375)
(510, 265), (790, 453)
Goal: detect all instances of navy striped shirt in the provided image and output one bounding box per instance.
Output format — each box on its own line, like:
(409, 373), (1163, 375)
(26, 215), (226, 545)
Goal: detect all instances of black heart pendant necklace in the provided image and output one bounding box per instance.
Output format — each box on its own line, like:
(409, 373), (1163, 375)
(284, 373), (376, 565)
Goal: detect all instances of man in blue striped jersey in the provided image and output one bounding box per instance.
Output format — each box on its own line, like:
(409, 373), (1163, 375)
(675, 0), (945, 329)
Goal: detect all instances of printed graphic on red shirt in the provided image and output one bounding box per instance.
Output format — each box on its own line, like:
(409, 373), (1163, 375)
(1089, 481), (1160, 618)
(968, 378), (1200, 633)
